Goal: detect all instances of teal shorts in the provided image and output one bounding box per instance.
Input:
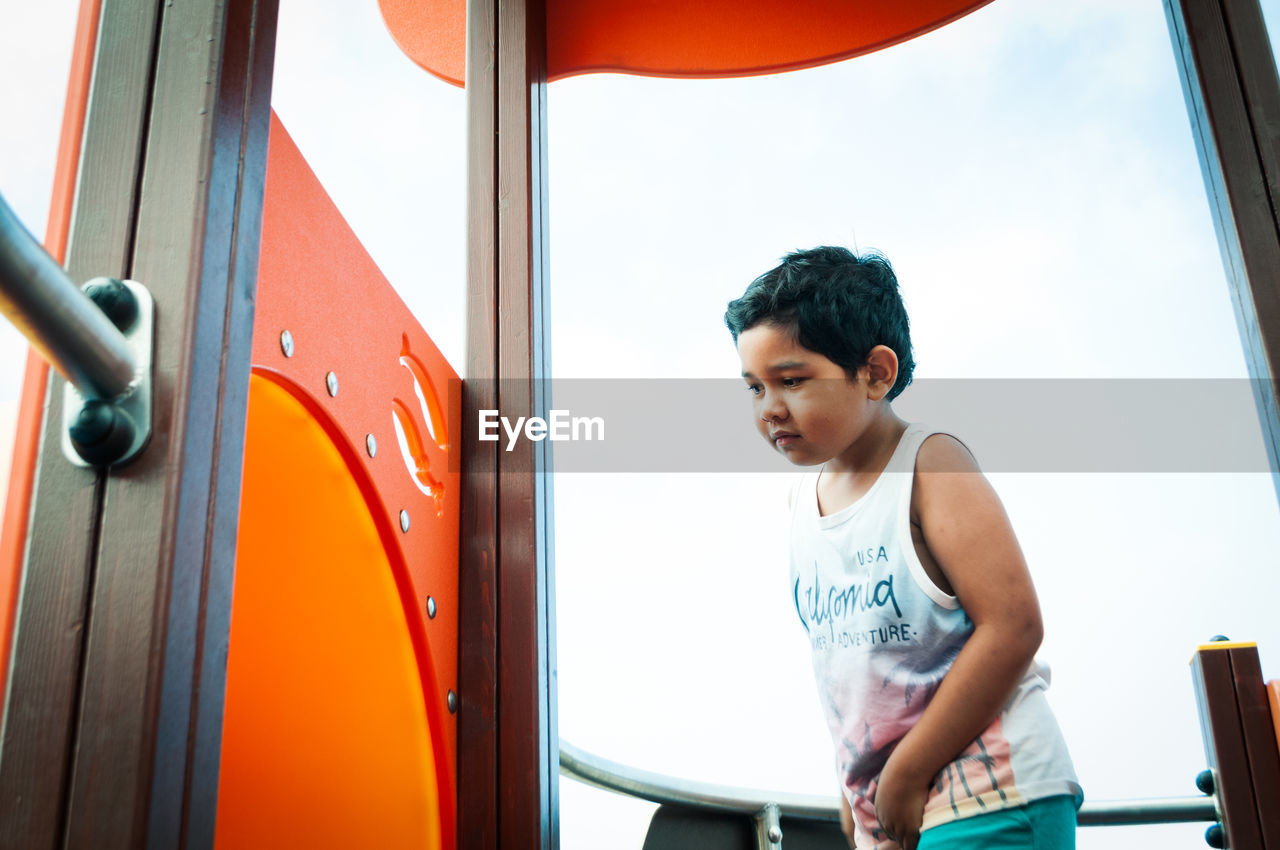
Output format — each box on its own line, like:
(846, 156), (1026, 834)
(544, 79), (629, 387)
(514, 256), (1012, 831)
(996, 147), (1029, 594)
(916, 795), (1077, 850)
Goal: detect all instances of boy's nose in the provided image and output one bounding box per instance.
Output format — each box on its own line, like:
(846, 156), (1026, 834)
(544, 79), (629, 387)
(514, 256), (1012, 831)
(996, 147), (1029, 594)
(760, 396), (787, 422)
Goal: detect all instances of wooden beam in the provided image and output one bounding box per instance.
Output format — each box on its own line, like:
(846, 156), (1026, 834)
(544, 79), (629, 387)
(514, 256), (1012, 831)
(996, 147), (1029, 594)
(1226, 646), (1280, 847)
(496, 0), (557, 845)
(461, 0), (558, 846)
(1165, 0), (1280, 496)
(0, 0), (278, 846)
(0, 0), (162, 842)
(1191, 646), (1264, 848)
(459, 0), (501, 842)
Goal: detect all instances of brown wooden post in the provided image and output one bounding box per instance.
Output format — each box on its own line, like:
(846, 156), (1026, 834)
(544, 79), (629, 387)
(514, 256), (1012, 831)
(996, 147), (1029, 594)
(1165, 0), (1280, 496)
(1190, 644), (1280, 849)
(0, 4), (157, 844)
(0, 0), (277, 846)
(461, 0), (558, 846)
(460, 0), (501, 841)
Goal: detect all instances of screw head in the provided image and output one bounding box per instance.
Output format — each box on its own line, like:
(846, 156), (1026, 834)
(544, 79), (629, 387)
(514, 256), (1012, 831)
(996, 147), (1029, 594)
(280, 330), (294, 357)
(768, 825), (782, 844)
(68, 400), (138, 466)
(366, 433), (377, 457)
(1196, 769), (1215, 795)
(427, 596), (436, 619)
(83, 277), (139, 332)
(399, 509), (410, 533)
(447, 690), (458, 714)
(325, 371), (338, 397)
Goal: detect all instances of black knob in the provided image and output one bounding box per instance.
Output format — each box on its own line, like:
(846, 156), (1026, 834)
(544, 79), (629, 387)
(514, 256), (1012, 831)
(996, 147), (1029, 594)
(83, 277), (139, 332)
(1196, 770), (1215, 795)
(1205, 823), (1224, 848)
(69, 399), (137, 466)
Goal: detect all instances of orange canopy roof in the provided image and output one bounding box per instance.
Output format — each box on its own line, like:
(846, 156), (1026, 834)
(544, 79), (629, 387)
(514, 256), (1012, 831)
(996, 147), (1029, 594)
(378, 0), (995, 87)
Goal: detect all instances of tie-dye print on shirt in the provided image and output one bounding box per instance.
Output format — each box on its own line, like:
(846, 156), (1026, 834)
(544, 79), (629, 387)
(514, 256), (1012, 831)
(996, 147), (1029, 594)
(789, 425), (1081, 849)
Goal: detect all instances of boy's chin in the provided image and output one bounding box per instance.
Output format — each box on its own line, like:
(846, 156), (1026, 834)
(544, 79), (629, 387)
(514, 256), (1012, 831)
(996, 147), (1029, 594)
(775, 446), (827, 467)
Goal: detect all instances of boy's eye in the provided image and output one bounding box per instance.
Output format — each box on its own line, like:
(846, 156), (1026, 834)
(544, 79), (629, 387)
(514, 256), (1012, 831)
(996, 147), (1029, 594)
(745, 383), (763, 395)
(782, 377), (805, 388)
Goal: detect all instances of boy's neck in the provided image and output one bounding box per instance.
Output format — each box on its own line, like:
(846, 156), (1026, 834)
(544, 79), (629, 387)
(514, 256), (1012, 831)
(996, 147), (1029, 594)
(824, 406), (909, 479)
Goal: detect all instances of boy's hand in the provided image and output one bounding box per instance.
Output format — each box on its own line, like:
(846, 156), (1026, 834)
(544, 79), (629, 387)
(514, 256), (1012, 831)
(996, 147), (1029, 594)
(874, 752), (928, 850)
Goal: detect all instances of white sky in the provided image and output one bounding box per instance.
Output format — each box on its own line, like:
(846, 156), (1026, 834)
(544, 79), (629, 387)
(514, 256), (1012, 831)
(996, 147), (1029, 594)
(4, 2), (1280, 849)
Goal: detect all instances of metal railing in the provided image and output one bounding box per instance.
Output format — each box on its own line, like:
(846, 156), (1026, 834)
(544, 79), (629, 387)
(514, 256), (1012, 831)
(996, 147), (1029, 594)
(0, 192), (135, 401)
(559, 739), (1219, 849)
(0, 190), (154, 468)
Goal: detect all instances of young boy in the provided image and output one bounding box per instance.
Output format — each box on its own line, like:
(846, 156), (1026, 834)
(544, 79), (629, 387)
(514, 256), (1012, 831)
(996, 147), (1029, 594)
(725, 247), (1081, 850)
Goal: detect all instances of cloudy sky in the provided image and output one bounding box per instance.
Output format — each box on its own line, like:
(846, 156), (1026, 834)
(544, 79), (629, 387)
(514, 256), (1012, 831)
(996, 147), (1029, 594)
(5, 1), (1280, 848)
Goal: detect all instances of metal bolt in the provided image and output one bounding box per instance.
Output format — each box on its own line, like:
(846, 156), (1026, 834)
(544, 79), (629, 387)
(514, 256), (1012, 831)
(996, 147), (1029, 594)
(768, 825), (782, 844)
(325, 371), (338, 397)
(1196, 769), (1215, 795)
(280, 330), (294, 357)
(447, 690), (458, 714)
(399, 509), (410, 533)
(68, 400), (138, 467)
(84, 277), (139, 332)
(427, 596), (436, 619)
(366, 433), (377, 457)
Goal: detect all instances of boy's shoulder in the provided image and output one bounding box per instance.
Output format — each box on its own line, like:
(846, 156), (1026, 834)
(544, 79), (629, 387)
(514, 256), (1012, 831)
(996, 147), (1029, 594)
(909, 429), (1001, 531)
(913, 430), (980, 475)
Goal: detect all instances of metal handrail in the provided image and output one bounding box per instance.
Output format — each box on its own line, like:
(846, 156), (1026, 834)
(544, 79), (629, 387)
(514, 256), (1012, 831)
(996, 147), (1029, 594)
(561, 741), (837, 820)
(559, 739), (1219, 843)
(1078, 795), (1219, 826)
(0, 191), (135, 400)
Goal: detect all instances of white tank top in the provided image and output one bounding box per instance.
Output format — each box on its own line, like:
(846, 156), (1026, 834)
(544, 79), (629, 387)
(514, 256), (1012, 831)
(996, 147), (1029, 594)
(789, 424), (1081, 848)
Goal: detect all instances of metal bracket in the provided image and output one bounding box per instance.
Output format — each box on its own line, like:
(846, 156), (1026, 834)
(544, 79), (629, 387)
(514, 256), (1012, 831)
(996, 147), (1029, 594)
(61, 279), (154, 468)
(754, 802), (783, 849)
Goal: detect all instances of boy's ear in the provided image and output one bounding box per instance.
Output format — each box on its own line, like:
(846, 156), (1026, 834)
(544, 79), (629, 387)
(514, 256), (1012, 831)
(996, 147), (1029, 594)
(863, 345), (899, 401)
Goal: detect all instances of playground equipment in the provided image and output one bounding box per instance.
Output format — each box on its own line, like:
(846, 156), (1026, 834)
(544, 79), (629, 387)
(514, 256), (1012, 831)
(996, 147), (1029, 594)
(557, 639), (1280, 849)
(2, 0), (1280, 848)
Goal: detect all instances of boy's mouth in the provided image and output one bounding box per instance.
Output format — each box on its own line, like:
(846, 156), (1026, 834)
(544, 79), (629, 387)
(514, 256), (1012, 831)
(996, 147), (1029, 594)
(771, 430), (799, 448)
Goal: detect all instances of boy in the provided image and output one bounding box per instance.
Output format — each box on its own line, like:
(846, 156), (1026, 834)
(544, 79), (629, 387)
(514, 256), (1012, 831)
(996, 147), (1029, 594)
(725, 247), (1080, 850)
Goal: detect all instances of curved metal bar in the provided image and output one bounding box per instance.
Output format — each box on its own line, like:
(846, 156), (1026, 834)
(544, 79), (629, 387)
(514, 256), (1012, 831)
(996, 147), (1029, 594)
(0, 191), (135, 400)
(560, 740), (839, 821)
(559, 739), (1219, 828)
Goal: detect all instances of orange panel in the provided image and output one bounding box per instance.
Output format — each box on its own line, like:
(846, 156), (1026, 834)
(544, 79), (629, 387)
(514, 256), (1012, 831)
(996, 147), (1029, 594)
(217, 375), (442, 849)
(0, 0), (102, 705)
(379, 0), (994, 86)
(216, 111), (460, 847)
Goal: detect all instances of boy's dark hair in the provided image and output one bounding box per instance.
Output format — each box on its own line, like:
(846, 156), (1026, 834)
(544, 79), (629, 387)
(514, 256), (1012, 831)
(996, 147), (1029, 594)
(725, 246), (915, 401)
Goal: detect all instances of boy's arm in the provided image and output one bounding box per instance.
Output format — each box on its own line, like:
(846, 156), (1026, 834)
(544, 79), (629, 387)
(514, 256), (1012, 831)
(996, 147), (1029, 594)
(874, 434), (1044, 850)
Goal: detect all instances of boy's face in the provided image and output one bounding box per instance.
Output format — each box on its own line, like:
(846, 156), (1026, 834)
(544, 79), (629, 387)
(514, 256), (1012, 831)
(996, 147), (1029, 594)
(737, 322), (873, 466)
